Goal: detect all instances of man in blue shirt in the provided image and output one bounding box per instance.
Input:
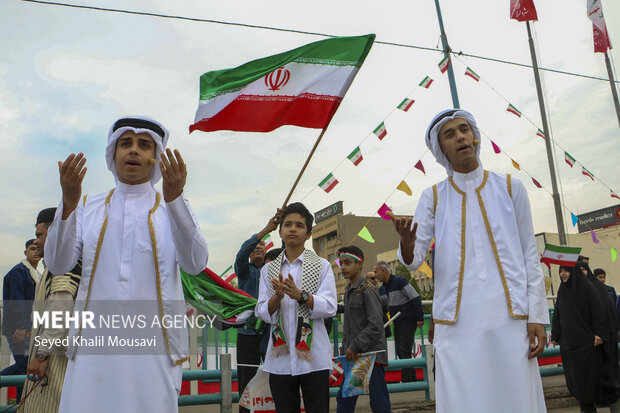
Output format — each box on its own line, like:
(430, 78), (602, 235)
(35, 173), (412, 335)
(235, 209), (282, 413)
(375, 260), (424, 383)
(1, 236), (41, 401)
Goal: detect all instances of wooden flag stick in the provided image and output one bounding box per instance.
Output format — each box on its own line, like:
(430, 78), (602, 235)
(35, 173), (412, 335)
(282, 126), (330, 208)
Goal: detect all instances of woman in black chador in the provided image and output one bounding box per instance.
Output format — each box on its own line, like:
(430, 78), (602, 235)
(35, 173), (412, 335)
(552, 263), (620, 413)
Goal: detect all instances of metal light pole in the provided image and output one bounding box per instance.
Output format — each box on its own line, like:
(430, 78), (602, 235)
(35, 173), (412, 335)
(433, 0), (460, 108)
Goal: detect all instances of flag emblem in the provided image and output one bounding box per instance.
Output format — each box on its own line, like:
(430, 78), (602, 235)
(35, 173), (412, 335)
(373, 122), (387, 140)
(419, 76), (433, 89)
(347, 146), (363, 166)
(264, 66), (290, 91)
(319, 173), (339, 193)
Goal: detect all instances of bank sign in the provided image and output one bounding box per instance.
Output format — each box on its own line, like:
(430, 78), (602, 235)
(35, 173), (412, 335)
(314, 201), (343, 224)
(577, 204), (620, 233)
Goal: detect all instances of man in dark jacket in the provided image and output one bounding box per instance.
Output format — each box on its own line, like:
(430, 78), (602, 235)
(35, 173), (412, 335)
(1, 238), (40, 401)
(375, 260), (424, 382)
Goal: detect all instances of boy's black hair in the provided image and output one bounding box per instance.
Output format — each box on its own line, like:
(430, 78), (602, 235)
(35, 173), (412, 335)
(25, 239), (35, 249)
(337, 245), (365, 261)
(593, 268), (606, 276)
(264, 248), (283, 263)
(280, 202), (313, 233)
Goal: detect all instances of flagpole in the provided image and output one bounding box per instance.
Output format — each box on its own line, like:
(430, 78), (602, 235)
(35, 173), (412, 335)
(282, 125), (330, 207)
(604, 52), (620, 127)
(433, 0), (460, 108)
(526, 21), (567, 245)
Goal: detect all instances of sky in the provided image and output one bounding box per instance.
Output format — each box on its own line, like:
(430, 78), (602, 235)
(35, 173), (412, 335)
(1, 0), (619, 279)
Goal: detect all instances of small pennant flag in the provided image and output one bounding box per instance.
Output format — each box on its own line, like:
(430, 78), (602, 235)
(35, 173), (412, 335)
(564, 151), (576, 167)
(373, 122), (387, 140)
(319, 173), (339, 193)
(582, 166), (594, 181)
(464, 67), (480, 82)
(377, 204), (392, 220)
(536, 128), (545, 139)
(438, 56), (450, 73)
(512, 159), (521, 170)
(611, 190), (620, 200)
(532, 177), (542, 188)
(419, 76), (433, 89)
(397, 180), (412, 196)
(612, 247), (618, 263)
(220, 265), (238, 283)
(417, 261), (433, 279)
(262, 233), (274, 250)
(414, 160), (426, 175)
(541, 243), (582, 267)
(358, 226), (375, 243)
(347, 146), (363, 166)
(591, 230), (600, 244)
(397, 98), (415, 112)
(510, 0), (538, 22)
(507, 104), (522, 117)
(571, 212), (579, 227)
(491, 140), (501, 154)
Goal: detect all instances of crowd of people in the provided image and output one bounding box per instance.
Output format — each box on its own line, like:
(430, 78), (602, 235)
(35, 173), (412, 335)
(1, 109), (617, 413)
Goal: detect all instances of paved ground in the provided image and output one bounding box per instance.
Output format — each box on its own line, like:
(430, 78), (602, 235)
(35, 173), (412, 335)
(179, 374), (585, 412)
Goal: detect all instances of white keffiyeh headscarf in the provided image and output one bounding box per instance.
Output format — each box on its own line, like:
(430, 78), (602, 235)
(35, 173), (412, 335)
(105, 116), (169, 185)
(425, 109), (481, 176)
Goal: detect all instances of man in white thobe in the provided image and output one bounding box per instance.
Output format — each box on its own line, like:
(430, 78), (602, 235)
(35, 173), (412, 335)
(388, 109), (549, 413)
(44, 116), (208, 413)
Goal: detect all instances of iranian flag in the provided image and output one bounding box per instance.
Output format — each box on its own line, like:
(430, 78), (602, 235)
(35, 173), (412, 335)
(611, 190), (620, 200)
(507, 104), (522, 117)
(220, 265), (237, 283)
(190, 34), (375, 133)
(419, 76), (433, 89)
(373, 122), (387, 140)
(397, 98), (414, 112)
(319, 173), (339, 193)
(464, 67), (480, 82)
(438, 56), (450, 73)
(540, 244), (582, 267)
(564, 151), (576, 167)
(262, 233), (274, 250)
(347, 146), (363, 166)
(536, 128), (545, 139)
(582, 166), (594, 181)
(588, 0), (612, 53)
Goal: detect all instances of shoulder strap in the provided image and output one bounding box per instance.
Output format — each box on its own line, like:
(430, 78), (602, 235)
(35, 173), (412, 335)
(506, 174), (512, 199)
(432, 184), (438, 215)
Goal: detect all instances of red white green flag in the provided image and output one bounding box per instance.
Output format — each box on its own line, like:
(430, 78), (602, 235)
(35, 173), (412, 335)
(564, 151), (576, 167)
(507, 104), (522, 117)
(373, 122), (387, 140)
(220, 265), (237, 283)
(541, 244), (582, 267)
(611, 190), (620, 200)
(419, 76), (433, 89)
(190, 34), (375, 133)
(319, 173), (339, 193)
(536, 128), (545, 139)
(588, 0), (612, 53)
(262, 234), (274, 250)
(397, 98), (414, 112)
(582, 166), (594, 181)
(464, 67), (480, 82)
(347, 146), (363, 166)
(438, 56), (450, 74)
(510, 0), (538, 22)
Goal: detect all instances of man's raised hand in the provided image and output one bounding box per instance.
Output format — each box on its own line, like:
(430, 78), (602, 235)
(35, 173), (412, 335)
(385, 210), (418, 265)
(59, 153), (87, 219)
(160, 148), (187, 203)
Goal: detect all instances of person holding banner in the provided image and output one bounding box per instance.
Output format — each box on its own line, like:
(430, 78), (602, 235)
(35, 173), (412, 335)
(388, 109), (548, 413)
(337, 246), (391, 413)
(235, 210), (282, 413)
(255, 202), (337, 413)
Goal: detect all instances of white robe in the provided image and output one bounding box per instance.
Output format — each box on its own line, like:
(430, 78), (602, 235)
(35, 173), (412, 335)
(399, 166), (548, 413)
(45, 181), (208, 413)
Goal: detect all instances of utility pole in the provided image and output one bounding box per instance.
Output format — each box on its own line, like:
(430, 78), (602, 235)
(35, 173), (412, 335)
(433, 0), (460, 108)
